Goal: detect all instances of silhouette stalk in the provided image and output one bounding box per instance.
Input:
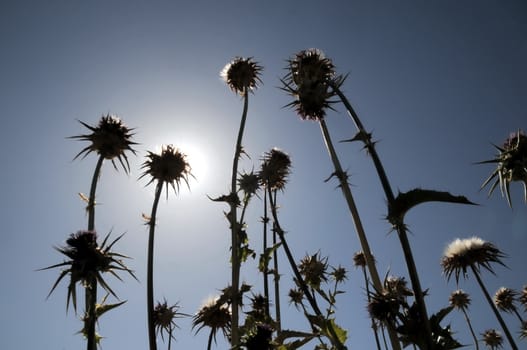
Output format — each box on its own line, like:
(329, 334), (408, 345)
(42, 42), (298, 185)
(86, 154), (104, 350)
(330, 83), (432, 349)
(146, 182), (163, 350)
(229, 89), (249, 346)
(319, 118), (401, 350)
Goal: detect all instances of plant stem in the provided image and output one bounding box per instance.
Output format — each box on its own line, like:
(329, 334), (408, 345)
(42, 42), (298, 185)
(229, 89), (249, 347)
(361, 267), (382, 350)
(267, 187), (346, 350)
(471, 265), (518, 350)
(147, 181), (163, 350)
(318, 119), (401, 350)
(461, 309), (480, 350)
(330, 84), (432, 349)
(86, 155), (104, 350)
(272, 191), (282, 333)
(262, 190), (271, 318)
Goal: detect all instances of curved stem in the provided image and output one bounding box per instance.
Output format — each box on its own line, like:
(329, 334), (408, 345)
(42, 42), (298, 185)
(471, 265), (518, 350)
(86, 155), (104, 350)
(147, 181), (163, 350)
(319, 119), (401, 350)
(461, 308), (480, 350)
(361, 267), (382, 350)
(267, 187), (346, 350)
(229, 90), (249, 347)
(330, 84), (432, 349)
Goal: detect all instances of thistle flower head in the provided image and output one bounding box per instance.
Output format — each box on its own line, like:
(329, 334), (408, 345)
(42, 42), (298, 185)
(352, 251), (367, 268)
(42, 230), (135, 312)
(481, 329), (504, 349)
(259, 148), (292, 191)
(192, 296), (231, 344)
(282, 48), (344, 121)
(238, 171), (261, 198)
(298, 252), (328, 289)
(367, 290), (400, 326)
(153, 299), (187, 345)
(494, 287), (518, 313)
(384, 276), (413, 301)
(520, 285), (527, 312)
(449, 289), (471, 311)
(480, 129), (527, 207)
(331, 265), (348, 283)
(441, 237), (507, 284)
(71, 114), (137, 173)
(221, 57), (263, 95)
(288, 288), (304, 308)
(140, 145), (193, 197)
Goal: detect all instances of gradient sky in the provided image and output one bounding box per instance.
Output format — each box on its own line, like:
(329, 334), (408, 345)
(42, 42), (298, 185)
(1, 1), (526, 349)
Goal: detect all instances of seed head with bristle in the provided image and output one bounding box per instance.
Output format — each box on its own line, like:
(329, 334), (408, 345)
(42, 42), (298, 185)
(70, 114), (137, 173)
(481, 329), (504, 349)
(520, 285), (527, 311)
(352, 251), (367, 268)
(298, 252), (328, 289)
(441, 236), (507, 284)
(221, 57), (263, 95)
(238, 171), (261, 198)
(140, 145), (193, 197)
(153, 299), (187, 346)
(259, 148), (292, 191)
(192, 296), (231, 344)
(449, 289), (471, 311)
(494, 287), (518, 313)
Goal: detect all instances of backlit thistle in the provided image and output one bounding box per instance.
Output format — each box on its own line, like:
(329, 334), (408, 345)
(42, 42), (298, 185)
(384, 276), (413, 302)
(288, 288), (304, 308)
(450, 290), (479, 349)
(494, 287), (518, 313)
(481, 329), (504, 349)
(259, 148), (292, 192)
(520, 321), (527, 339)
(140, 145), (193, 198)
(221, 57), (263, 95)
(352, 251), (367, 268)
(153, 299), (188, 350)
(140, 144), (193, 350)
(282, 48), (342, 120)
(192, 297), (232, 350)
(238, 171), (261, 199)
(298, 252), (328, 290)
(441, 237), (517, 349)
(480, 129), (527, 207)
(520, 285), (527, 312)
(71, 114), (137, 173)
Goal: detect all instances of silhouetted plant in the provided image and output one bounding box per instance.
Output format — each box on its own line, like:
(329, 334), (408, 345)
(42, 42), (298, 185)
(140, 144), (193, 350)
(218, 56), (263, 347)
(442, 237), (517, 349)
(449, 289), (479, 349)
(479, 129), (527, 207)
(494, 287), (524, 323)
(481, 329), (504, 349)
(193, 294), (232, 350)
(153, 299), (188, 350)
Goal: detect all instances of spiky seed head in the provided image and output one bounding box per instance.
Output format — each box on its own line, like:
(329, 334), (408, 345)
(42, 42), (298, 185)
(71, 114), (137, 173)
(298, 252), (328, 289)
(259, 148), (292, 191)
(520, 285), (527, 311)
(494, 287), (518, 313)
(441, 237), (507, 284)
(221, 57), (263, 95)
(282, 48), (343, 121)
(238, 171), (261, 198)
(480, 129), (527, 207)
(192, 296), (231, 343)
(140, 145), (193, 197)
(481, 329), (504, 349)
(288, 288), (304, 308)
(384, 276), (413, 301)
(449, 289), (471, 311)
(153, 299), (186, 343)
(367, 291), (399, 326)
(352, 251), (367, 268)
(331, 265), (348, 283)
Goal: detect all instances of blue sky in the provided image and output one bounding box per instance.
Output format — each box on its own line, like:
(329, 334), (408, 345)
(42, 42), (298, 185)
(1, 1), (526, 349)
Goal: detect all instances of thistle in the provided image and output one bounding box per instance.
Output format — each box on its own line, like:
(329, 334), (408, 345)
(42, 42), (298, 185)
(153, 299), (188, 350)
(441, 237), (517, 349)
(481, 329), (504, 349)
(480, 129), (527, 207)
(192, 296), (232, 350)
(450, 289), (479, 349)
(494, 287), (524, 323)
(141, 145), (192, 350)
(220, 56), (263, 347)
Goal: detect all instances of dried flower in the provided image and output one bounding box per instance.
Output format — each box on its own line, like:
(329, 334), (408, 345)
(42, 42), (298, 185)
(441, 237), (507, 283)
(282, 48), (343, 120)
(71, 114), (137, 173)
(221, 57), (263, 95)
(153, 299), (187, 347)
(481, 329), (504, 349)
(298, 252), (328, 289)
(480, 129), (527, 206)
(352, 251), (367, 268)
(259, 148), (292, 191)
(384, 276), (413, 302)
(494, 287), (518, 313)
(192, 296), (231, 344)
(288, 288), (304, 308)
(367, 290), (399, 326)
(449, 289), (471, 311)
(140, 145), (193, 197)
(42, 230), (135, 312)
(238, 171), (261, 198)
(331, 265), (348, 283)
(520, 285), (527, 311)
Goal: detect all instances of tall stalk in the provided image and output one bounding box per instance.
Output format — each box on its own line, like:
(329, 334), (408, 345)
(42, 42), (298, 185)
(85, 154), (104, 350)
(262, 190), (270, 318)
(271, 191), (282, 332)
(461, 308), (479, 350)
(330, 83), (433, 349)
(471, 265), (518, 350)
(146, 182), (163, 350)
(229, 89), (249, 346)
(319, 119), (401, 350)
